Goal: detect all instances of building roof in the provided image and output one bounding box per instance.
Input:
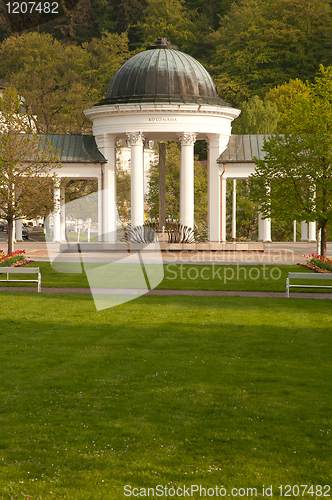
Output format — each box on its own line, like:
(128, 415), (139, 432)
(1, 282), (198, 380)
(217, 134), (271, 163)
(44, 135), (106, 163)
(97, 38), (229, 107)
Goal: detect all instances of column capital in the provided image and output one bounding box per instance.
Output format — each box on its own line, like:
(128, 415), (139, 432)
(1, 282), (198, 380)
(178, 132), (197, 146)
(126, 132), (145, 146)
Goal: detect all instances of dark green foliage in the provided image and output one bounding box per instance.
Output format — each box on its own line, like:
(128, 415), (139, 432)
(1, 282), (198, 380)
(208, 0), (332, 104)
(146, 142), (207, 225)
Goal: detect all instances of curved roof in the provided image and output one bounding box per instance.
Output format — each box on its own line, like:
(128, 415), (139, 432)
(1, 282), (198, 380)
(97, 38), (229, 107)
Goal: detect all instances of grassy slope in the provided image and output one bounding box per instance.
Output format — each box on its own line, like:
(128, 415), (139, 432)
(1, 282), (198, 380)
(0, 293), (331, 499)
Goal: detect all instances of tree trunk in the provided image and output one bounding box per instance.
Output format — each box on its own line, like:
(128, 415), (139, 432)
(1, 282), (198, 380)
(320, 220), (327, 258)
(7, 218), (14, 255)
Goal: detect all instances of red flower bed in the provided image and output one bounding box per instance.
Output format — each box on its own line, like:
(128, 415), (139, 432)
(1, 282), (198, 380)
(298, 253), (332, 273)
(0, 250), (34, 267)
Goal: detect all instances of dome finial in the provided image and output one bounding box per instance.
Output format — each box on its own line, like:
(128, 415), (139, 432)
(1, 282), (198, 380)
(146, 38), (178, 50)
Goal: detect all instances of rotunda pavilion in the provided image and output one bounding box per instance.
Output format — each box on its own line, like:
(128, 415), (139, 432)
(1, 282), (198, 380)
(84, 37), (240, 242)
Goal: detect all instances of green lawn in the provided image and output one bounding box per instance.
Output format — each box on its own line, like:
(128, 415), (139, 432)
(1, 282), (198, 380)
(0, 293), (331, 499)
(2, 262), (331, 293)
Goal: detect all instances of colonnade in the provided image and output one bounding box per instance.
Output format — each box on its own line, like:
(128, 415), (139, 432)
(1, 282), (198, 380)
(228, 179), (317, 243)
(49, 133), (318, 245)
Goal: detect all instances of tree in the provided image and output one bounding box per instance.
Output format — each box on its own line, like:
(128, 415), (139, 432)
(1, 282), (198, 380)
(250, 66), (332, 257)
(146, 142), (207, 226)
(265, 79), (310, 131)
(232, 95), (279, 134)
(135, 0), (196, 54)
(208, 0), (332, 105)
(0, 88), (60, 253)
(0, 31), (130, 134)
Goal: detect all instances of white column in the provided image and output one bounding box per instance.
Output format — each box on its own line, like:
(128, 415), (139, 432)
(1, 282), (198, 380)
(60, 185), (66, 241)
(207, 135), (230, 242)
(127, 132), (145, 228)
(258, 213), (264, 241)
(263, 218), (272, 242)
(221, 176), (227, 242)
(308, 221), (316, 242)
(317, 227), (321, 255)
(98, 176), (103, 242)
(309, 185), (316, 243)
(15, 218), (23, 242)
(179, 132), (197, 229)
(300, 221), (308, 241)
(53, 179), (61, 242)
(95, 134), (117, 241)
(232, 179), (236, 242)
(258, 213), (271, 242)
(293, 220), (297, 242)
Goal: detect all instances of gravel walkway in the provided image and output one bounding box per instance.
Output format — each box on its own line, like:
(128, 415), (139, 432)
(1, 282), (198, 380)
(0, 286), (331, 299)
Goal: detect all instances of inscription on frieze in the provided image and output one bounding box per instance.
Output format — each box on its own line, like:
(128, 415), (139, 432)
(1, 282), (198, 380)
(148, 117), (178, 122)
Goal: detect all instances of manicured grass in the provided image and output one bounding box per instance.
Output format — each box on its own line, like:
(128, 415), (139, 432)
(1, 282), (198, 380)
(3, 261), (331, 293)
(159, 263), (331, 292)
(0, 293), (331, 499)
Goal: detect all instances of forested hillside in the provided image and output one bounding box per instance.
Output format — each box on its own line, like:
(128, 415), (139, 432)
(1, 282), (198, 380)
(1, 0), (332, 118)
(1, 0), (331, 240)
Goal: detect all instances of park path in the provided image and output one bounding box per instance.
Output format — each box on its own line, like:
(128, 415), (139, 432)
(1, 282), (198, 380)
(0, 286), (331, 299)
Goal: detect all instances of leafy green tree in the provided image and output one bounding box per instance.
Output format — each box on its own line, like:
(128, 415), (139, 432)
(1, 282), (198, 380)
(135, 0), (196, 53)
(250, 66), (332, 257)
(232, 95), (279, 134)
(265, 79), (310, 131)
(0, 33), (89, 134)
(0, 32), (130, 134)
(209, 0), (332, 105)
(81, 32), (130, 101)
(226, 96), (278, 241)
(147, 142), (207, 225)
(0, 88), (60, 253)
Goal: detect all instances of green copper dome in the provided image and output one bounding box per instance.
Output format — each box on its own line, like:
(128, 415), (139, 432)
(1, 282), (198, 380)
(97, 38), (229, 107)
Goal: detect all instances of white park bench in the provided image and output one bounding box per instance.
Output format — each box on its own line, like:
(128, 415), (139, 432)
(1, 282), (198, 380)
(286, 272), (332, 298)
(0, 267), (41, 292)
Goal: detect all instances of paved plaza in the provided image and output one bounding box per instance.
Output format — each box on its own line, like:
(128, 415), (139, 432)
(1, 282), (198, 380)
(1, 231), (332, 299)
(3, 234), (331, 265)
